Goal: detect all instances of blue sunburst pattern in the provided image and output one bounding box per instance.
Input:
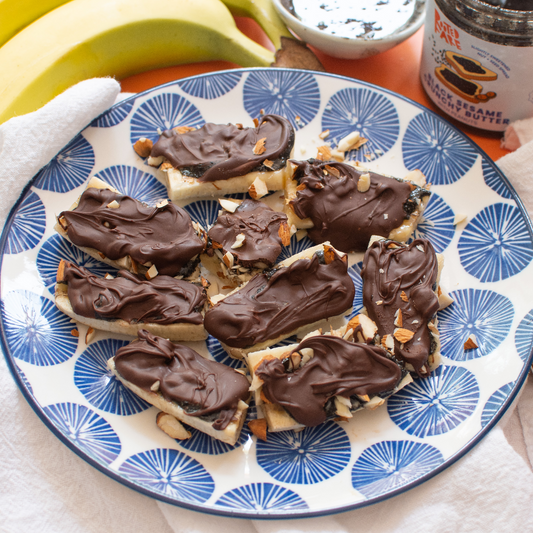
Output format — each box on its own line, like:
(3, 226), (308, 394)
(178, 404), (255, 455)
(5, 191), (46, 254)
(243, 70), (320, 130)
(94, 165), (167, 205)
(402, 113), (477, 185)
(119, 448), (214, 502)
(130, 93), (204, 145)
(347, 261), (363, 319)
(457, 203), (533, 282)
(43, 402), (121, 464)
(1, 291), (78, 366)
(215, 483), (308, 512)
(256, 422), (351, 484)
(438, 289), (514, 362)
(207, 335), (245, 370)
(515, 309), (533, 364)
(481, 382), (515, 429)
(74, 339), (150, 415)
(388, 365), (479, 437)
(179, 72), (242, 99)
(184, 199), (222, 230)
(16, 367), (34, 396)
(33, 134), (95, 192)
(351, 440), (444, 498)
(409, 193), (455, 253)
(92, 100), (134, 128)
(276, 234), (314, 262)
(482, 158), (512, 199)
(321, 88), (400, 161)
(37, 233), (118, 294)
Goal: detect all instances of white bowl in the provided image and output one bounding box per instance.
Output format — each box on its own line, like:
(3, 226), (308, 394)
(272, 0), (426, 59)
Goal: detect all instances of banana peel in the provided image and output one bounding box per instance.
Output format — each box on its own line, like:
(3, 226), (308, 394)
(0, 0), (324, 124)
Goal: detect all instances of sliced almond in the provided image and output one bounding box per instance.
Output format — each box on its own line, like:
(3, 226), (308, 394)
(464, 334), (479, 350)
(231, 233), (246, 249)
(106, 200), (120, 209)
(248, 419), (268, 441)
(357, 172), (371, 193)
(334, 396), (353, 418)
(278, 221), (291, 246)
(248, 177), (268, 199)
(145, 264), (158, 280)
(253, 137), (267, 155)
(394, 328), (415, 343)
(156, 412), (191, 440)
(133, 137), (153, 158)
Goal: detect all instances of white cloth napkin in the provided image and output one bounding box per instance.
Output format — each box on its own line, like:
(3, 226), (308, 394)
(1, 79), (533, 533)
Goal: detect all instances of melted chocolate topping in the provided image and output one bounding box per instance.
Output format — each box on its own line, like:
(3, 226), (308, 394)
(114, 330), (250, 430)
(62, 262), (205, 325)
(256, 336), (401, 427)
(204, 251), (355, 348)
(61, 188), (205, 277)
(150, 114), (294, 183)
(360, 239), (439, 375)
(208, 199), (288, 267)
(289, 159), (429, 252)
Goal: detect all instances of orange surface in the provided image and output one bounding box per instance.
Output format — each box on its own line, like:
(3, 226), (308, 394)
(121, 18), (508, 162)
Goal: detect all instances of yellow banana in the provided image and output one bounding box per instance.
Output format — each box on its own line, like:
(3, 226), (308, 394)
(0, 0), (275, 124)
(0, 0), (72, 46)
(220, 0), (292, 49)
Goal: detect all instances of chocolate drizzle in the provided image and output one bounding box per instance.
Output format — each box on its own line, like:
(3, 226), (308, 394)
(151, 114), (295, 183)
(289, 159), (430, 252)
(60, 188), (205, 277)
(114, 330), (250, 430)
(256, 336), (402, 426)
(360, 239), (439, 375)
(62, 262), (205, 325)
(204, 251), (355, 348)
(208, 199), (288, 267)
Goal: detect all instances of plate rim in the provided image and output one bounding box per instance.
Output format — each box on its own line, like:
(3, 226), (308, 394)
(1, 66), (532, 520)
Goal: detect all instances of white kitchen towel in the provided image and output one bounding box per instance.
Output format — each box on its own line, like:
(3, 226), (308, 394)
(1, 79), (533, 533)
(501, 117), (533, 151)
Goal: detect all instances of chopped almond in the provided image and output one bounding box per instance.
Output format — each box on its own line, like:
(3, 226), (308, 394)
(260, 389), (272, 405)
(316, 144), (332, 161)
(248, 177), (268, 199)
(263, 159), (274, 169)
(156, 412), (191, 440)
(253, 117), (259, 127)
(394, 309), (403, 328)
(337, 131), (360, 152)
(296, 183), (307, 191)
(173, 126), (196, 134)
(464, 334), (479, 350)
(71, 329), (79, 338)
(133, 137), (153, 158)
(57, 259), (66, 283)
(156, 199), (169, 208)
(85, 327), (96, 345)
(278, 221), (291, 246)
(223, 251), (234, 269)
(324, 164), (340, 177)
(231, 234), (246, 249)
(319, 129), (330, 139)
(357, 173), (371, 193)
(248, 419), (268, 441)
(323, 245), (336, 264)
(160, 161), (173, 171)
(145, 264), (159, 280)
(106, 200), (120, 209)
(253, 137), (267, 155)
(400, 291), (408, 302)
(394, 328), (415, 343)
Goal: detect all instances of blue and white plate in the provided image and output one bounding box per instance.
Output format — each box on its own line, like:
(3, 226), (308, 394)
(1, 68), (532, 519)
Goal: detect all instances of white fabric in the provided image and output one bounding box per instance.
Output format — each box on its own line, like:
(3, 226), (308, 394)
(501, 117), (533, 151)
(1, 79), (533, 532)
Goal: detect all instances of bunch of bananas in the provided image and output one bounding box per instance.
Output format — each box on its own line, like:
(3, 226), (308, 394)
(0, 0), (310, 124)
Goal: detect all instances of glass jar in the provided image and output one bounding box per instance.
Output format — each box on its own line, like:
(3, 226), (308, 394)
(420, 0), (533, 131)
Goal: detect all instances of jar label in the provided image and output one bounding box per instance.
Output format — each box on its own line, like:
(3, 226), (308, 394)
(420, 0), (533, 131)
